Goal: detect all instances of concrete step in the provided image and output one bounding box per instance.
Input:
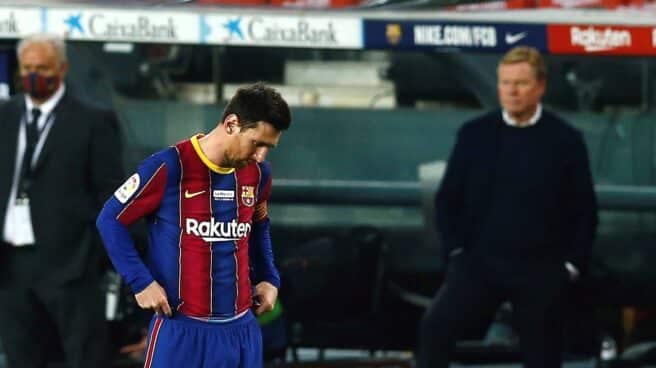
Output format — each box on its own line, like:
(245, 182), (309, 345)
(284, 61), (390, 87)
(222, 83), (396, 108)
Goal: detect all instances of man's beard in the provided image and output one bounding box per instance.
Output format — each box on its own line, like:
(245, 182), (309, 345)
(222, 153), (250, 169)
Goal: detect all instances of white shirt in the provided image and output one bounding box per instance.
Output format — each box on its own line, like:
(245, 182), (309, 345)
(502, 103), (542, 128)
(25, 83), (66, 132)
(3, 84), (66, 245)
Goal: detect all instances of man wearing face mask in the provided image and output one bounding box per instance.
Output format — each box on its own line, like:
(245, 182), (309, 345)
(0, 33), (123, 368)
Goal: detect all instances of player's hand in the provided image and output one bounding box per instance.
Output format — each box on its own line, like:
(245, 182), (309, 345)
(253, 281), (278, 315)
(135, 281), (172, 317)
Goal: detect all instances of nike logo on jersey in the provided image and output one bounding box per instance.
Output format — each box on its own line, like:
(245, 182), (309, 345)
(184, 190), (206, 199)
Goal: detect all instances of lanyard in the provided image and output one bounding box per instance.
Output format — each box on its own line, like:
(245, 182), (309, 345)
(21, 111), (55, 170)
(15, 112), (55, 200)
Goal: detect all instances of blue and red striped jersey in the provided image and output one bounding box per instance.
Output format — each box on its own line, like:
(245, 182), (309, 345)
(97, 135), (280, 320)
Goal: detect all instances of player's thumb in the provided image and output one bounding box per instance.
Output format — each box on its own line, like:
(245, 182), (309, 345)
(162, 301), (173, 317)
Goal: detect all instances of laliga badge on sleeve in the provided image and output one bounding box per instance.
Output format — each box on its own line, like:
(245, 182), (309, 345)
(115, 173), (140, 204)
(9, 199), (36, 247)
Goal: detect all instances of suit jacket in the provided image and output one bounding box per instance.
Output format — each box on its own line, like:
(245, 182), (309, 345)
(435, 109), (598, 274)
(0, 91), (124, 286)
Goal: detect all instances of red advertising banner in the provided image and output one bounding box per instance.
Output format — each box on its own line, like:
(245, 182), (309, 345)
(537, 0), (621, 8)
(548, 24), (656, 55)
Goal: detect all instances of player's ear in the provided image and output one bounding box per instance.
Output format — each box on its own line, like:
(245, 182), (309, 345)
(224, 114), (239, 134)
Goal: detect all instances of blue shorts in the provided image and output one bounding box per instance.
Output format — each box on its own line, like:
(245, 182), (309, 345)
(143, 311), (262, 368)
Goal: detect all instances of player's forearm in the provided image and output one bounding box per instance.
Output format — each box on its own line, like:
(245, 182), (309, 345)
(96, 203), (154, 293)
(248, 218), (281, 289)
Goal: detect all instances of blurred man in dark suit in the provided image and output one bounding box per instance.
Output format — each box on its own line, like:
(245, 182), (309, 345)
(0, 33), (123, 368)
(418, 46), (598, 368)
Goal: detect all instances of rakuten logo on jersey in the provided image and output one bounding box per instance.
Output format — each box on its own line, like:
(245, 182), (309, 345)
(570, 26), (631, 52)
(185, 218), (251, 242)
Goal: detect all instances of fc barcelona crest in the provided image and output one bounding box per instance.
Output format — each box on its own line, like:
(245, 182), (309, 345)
(241, 186), (255, 207)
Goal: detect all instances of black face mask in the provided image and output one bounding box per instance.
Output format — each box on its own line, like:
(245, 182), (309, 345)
(21, 72), (60, 100)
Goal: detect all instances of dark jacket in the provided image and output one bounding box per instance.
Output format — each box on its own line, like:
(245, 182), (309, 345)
(435, 109), (597, 274)
(0, 91), (124, 285)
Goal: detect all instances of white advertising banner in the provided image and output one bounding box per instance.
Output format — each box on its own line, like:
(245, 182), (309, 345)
(202, 14), (362, 49)
(47, 8), (199, 44)
(0, 7), (42, 39)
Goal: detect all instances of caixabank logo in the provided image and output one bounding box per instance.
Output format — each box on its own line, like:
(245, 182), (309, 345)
(0, 8), (40, 39)
(49, 9), (198, 43)
(548, 24), (656, 56)
(0, 11), (18, 36)
(203, 14), (362, 49)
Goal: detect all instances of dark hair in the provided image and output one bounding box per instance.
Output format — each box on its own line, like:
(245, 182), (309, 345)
(222, 82), (291, 131)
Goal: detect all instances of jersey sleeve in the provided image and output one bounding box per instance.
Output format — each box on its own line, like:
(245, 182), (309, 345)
(248, 162), (280, 289)
(96, 152), (168, 293)
(253, 161), (272, 223)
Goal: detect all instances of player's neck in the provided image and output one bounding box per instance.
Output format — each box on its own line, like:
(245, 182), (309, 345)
(198, 130), (226, 167)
